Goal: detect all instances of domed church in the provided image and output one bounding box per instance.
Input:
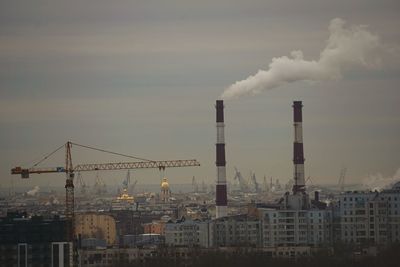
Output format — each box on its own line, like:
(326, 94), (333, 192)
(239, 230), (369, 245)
(160, 177), (171, 203)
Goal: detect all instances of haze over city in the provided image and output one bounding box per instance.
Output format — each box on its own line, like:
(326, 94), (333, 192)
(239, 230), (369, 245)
(1, 0), (399, 189)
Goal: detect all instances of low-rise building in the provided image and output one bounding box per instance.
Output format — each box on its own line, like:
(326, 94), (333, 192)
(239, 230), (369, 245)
(143, 220), (166, 235)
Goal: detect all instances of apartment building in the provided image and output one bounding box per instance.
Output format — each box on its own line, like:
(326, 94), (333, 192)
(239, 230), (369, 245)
(164, 218), (210, 248)
(337, 182), (400, 245)
(210, 214), (261, 247)
(259, 208), (332, 247)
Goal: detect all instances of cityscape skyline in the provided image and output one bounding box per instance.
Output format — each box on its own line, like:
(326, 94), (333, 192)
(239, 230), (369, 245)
(1, 1), (399, 189)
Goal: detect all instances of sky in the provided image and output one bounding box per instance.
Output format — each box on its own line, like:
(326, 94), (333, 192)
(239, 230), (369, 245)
(0, 0), (399, 191)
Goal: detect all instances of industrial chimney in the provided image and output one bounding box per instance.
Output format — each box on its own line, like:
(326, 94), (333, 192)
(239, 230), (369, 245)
(215, 100), (227, 218)
(292, 101), (306, 194)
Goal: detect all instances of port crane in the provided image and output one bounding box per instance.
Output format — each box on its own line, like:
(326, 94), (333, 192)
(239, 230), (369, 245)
(233, 167), (249, 192)
(11, 141), (201, 239)
(338, 167), (347, 192)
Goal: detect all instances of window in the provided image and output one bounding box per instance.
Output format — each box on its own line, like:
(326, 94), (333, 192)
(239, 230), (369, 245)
(18, 243), (27, 267)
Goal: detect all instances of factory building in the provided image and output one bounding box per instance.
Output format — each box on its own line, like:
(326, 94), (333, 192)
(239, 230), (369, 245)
(336, 182), (400, 245)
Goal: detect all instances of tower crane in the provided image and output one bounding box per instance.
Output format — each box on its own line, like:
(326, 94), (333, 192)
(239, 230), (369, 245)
(11, 141), (201, 240)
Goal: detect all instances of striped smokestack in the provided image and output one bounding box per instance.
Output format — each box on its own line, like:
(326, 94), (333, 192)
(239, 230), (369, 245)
(215, 100), (227, 218)
(292, 101), (306, 194)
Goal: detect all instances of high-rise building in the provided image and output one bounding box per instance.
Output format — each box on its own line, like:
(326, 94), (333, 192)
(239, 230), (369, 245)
(210, 214), (261, 247)
(0, 212), (72, 267)
(335, 182), (400, 245)
(165, 218), (210, 248)
(259, 208), (332, 247)
(75, 213), (117, 246)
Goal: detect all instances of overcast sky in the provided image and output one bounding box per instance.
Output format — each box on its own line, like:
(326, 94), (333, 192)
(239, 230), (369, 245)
(1, 0), (399, 190)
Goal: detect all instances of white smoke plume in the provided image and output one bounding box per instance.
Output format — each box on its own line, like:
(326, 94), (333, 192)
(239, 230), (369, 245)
(362, 168), (400, 191)
(27, 185), (40, 196)
(222, 18), (385, 99)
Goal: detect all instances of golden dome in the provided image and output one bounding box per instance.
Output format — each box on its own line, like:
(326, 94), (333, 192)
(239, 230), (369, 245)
(161, 177), (170, 190)
(117, 188), (134, 201)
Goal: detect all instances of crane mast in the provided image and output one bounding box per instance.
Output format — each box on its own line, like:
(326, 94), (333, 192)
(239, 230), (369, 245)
(11, 141), (201, 241)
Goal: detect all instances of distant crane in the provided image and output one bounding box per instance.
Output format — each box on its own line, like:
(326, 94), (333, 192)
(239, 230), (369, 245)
(93, 171), (107, 195)
(338, 167), (347, 192)
(123, 170), (131, 189)
(11, 141), (201, 240)
(130, 180), (137, 193)
(76, 172), (87, 195)
(262, 175), (269, 193)
(250, 172), (259, 192)
(192, 176), (199, 193)
(201, 180), (207, 193)
(305, 176), (313, 185)
(121, 170), (137, 194)
(233, 167), (249, 192)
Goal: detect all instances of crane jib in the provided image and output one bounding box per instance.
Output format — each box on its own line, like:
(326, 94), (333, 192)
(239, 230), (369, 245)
(11, 160), (200, 177)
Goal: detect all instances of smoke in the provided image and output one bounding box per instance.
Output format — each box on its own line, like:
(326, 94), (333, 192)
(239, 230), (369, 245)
(26, 185), (40, 196)
(362, 168), (400, 191)
(222, 18), (386, 99)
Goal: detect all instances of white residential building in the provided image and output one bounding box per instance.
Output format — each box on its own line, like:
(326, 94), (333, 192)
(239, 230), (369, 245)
(259, 208), (332, 247)
(164, 218), (210, 248)
(337, 182), (400, 245)
(210, 214), (262, 247)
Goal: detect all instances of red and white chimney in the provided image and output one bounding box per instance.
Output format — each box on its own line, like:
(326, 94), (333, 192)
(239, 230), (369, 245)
(292, 101), (306, 194)
(216, 100), (227, 218)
